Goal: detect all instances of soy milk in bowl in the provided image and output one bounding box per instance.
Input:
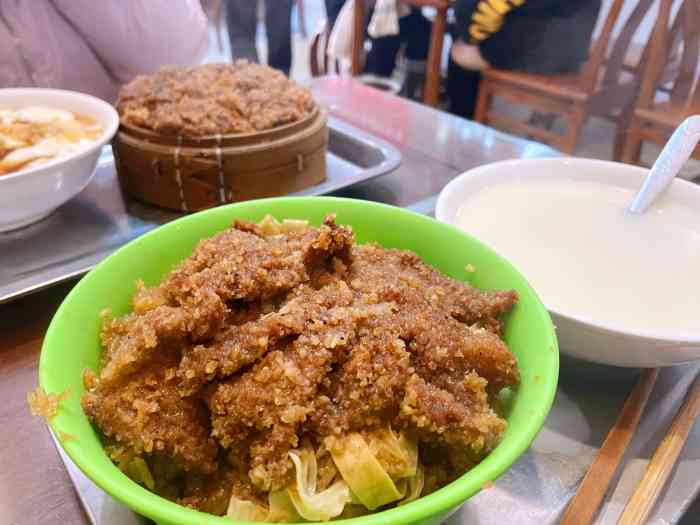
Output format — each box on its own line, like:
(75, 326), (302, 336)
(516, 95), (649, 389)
(436, 158), (700, 367)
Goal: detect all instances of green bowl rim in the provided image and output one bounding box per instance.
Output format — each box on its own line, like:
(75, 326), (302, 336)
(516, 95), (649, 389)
(40, 196), (559, 525)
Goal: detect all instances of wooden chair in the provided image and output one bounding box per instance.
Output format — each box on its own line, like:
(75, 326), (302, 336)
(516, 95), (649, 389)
(309, 21), (339, 77)
(473, 0), (631, 154)
(621, 0), (700, 164)
(351, 0), (449, 106)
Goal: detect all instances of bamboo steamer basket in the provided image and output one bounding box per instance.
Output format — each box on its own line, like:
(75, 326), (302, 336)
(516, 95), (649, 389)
(112, 106), (327, 212)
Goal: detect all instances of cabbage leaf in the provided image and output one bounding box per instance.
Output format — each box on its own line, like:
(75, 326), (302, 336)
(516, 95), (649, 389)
(325, 432), (403, 510)
(287, 448), (351, 521)
(367, 427), (418, 479)
(268, 490), (302, 522)
(226, 495), (268, 522)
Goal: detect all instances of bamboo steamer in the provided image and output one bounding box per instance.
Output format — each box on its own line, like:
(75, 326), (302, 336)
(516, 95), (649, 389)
(112, 106), (327, 212)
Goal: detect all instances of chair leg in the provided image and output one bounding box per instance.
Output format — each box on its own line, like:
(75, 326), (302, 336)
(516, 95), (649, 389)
(559, 105), (586, 155)
(612, 104), (636, 161)
(621, 115), (648, 165)
(613, 129), (627, 161)
(423, 7), (447, 107)
(613, 124), (631, 162)
(310, 32), (322, 77)
(351, 0), (365, 76)
(621, 126), (644, 165)
(474, 79), (492, 123)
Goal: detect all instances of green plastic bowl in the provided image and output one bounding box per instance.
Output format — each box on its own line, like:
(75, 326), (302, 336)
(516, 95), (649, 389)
(40, 196), (558, 525)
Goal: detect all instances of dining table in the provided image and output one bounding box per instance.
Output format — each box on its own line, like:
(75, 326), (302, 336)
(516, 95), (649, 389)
(1, 76), (698, 525)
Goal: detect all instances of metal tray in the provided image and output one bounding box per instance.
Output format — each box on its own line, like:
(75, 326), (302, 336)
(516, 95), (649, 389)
(0, 117), (400, 304)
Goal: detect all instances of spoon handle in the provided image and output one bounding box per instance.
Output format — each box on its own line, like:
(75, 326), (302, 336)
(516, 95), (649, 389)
(628, 115), (700, 214)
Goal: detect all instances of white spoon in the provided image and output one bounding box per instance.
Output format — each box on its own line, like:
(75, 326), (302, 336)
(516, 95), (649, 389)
(628, 115), (700, 214)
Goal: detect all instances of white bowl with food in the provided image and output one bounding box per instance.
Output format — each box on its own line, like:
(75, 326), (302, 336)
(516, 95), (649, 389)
(0, 88), (119, 231)
(436, 157), (700, 368)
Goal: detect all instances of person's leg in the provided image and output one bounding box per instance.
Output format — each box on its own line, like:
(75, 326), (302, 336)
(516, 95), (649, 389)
(324, 0), (345, 29)
(399, 8), (431, 100)
(401, 8), (431, 61)
(364, 33), (402, 76)
(365, 7), (431, 77)
(447, 55), (481, 119)
(265, 0), (293, 74)
(224, 0), (259, 63)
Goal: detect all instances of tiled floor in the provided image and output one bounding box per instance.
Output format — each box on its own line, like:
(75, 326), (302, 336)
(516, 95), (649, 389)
(206, 0), (699, 176)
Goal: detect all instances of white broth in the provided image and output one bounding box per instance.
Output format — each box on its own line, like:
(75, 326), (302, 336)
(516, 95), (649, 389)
(456, 178), (700, 335)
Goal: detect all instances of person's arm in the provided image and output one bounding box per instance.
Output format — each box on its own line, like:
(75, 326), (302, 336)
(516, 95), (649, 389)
(51, 0), (209, 83)
(451, 0), (529, 70)
(450, 41), (490, 70)
(463, 0), (526, 44)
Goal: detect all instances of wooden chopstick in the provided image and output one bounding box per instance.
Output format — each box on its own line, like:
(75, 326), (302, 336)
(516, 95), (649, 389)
(559, 368), (660, 525)
(616, 371), (700, 525)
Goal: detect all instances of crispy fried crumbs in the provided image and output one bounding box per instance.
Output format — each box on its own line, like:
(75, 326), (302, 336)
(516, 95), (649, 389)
(27, 386), (71, 421)
(81, 215), (519, 516)
(117, 62), (315, 136)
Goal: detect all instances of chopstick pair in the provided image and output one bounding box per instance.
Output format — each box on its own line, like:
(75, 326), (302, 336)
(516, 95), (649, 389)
(560, 368), (700, 525)
(616, 371), (700, 524)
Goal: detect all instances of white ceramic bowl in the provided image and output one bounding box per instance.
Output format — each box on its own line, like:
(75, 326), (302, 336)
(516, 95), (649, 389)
(0, 88), (119, 232)
(436, 157), (700, 368)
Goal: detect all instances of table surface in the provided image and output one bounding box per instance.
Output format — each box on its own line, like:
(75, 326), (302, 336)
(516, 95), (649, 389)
(1, 76), (697, 525)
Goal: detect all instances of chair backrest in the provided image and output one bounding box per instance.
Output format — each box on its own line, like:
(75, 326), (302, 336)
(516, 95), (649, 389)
(635, 0), (700, 114)
(587, 0), (663, 117)
(599, 0), (656, 88)
(579, 0), (628, 92)
(309, 22), (338, 77)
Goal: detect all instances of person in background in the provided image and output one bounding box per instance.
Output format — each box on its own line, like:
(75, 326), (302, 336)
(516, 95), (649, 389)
(0, 0), (208, 103)
(224, 0), (294, 75)
(448, 0), (602, 118)
(364, 7), (431, 82)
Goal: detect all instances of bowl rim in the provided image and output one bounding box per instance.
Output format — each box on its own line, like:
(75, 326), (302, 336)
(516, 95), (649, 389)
(0, 87), (119, 181)
(40, 196), (559, 525)
(436, 156), (700, 345)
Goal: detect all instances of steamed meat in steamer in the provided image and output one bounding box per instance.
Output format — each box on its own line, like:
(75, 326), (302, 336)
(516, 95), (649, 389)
(117, 61), (315, 136)
(82, 215), (519, 520)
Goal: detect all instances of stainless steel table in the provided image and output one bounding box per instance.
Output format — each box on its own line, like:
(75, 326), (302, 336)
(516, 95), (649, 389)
(1, 76), (697, 525)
